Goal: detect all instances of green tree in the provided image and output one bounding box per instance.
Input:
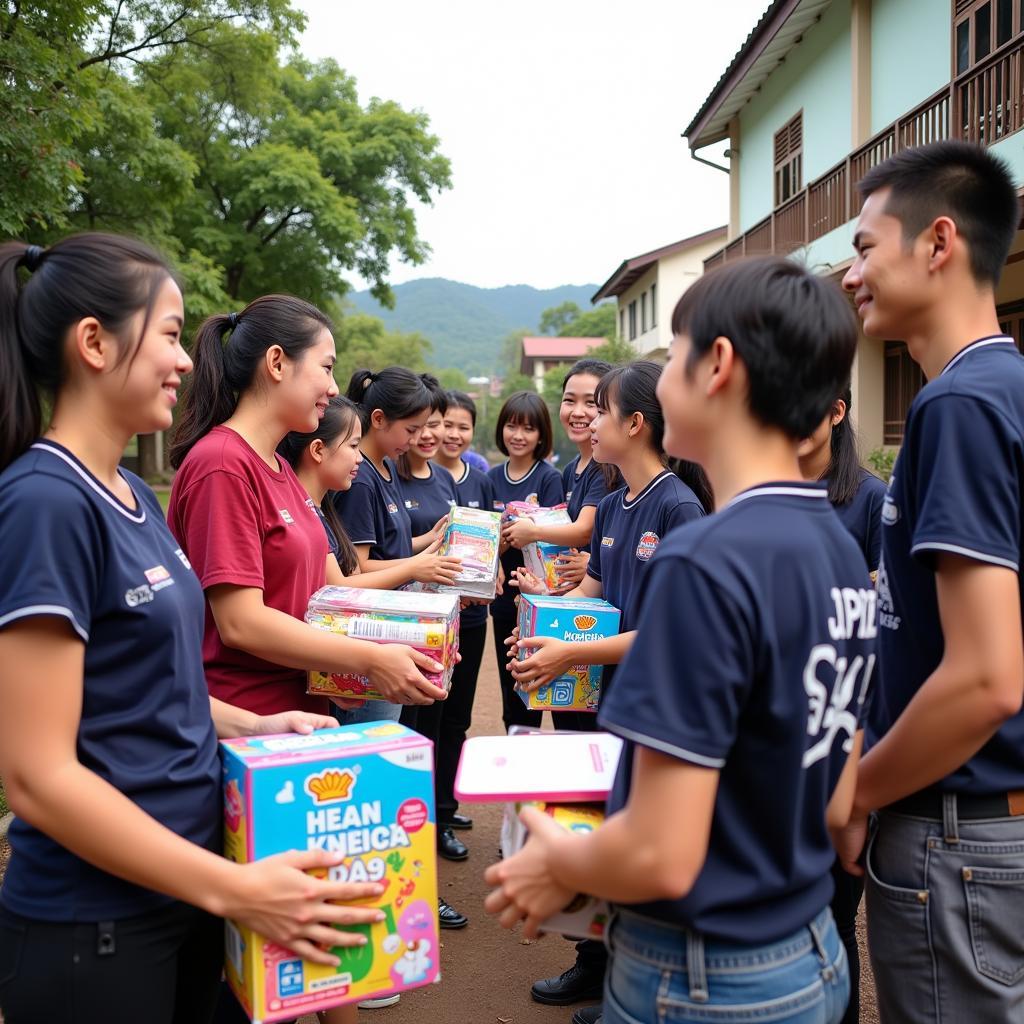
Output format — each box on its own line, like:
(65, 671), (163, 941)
(497, 327), (531, 378)
(562, 303), (616, 340)
(434, 367), (469, 391)
(333, 312), (431, 389)
(0, 0), (300, 237)
(590, 334), (636, 364)
(539, 301), (581, 336)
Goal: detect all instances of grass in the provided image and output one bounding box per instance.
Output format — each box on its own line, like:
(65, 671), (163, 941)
(154, 486), (171, 514)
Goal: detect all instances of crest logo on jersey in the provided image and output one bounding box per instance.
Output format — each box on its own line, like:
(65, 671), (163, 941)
(124, 584), (154, 607)
(635, 531), (660, 561)
(468, 500), (480, 508)
(525, 493), (539, 505)
(387, 502), (399, 514)
(279, 508), (295, 525)
(601, 536), (614, 547)
(144, 565), (170, 585)
(404, 499), (419, 510)
(493, 501), (505, 511)
(876, 557), (901, 631)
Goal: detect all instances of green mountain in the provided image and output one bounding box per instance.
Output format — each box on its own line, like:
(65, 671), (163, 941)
(347, 278), (601, 375)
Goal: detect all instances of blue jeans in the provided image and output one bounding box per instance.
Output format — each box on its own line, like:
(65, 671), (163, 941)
(330, 700), (401, 725)
(603, 907), (849, 1024)
(866, 799), (1024, 1023)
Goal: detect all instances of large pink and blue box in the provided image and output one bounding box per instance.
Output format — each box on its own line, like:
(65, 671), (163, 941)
(515, 594), (620, 712)
(220, 723), (440, 1023)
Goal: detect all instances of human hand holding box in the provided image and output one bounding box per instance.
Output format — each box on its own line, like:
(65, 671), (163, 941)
(305, 586), (459, 702)
(430, 506), (501, 600)
(515, 594), (621, 712)
(221, 722), (440, 1022)
(503, 503), (573, 593)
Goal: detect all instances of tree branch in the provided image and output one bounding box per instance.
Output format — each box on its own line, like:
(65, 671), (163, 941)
(260, 208), (303, 246)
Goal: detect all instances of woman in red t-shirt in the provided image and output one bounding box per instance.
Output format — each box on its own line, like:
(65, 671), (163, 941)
(168, 295), (448, 719)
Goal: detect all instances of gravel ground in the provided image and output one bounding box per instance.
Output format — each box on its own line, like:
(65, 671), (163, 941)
(0, 621), (881, 1023)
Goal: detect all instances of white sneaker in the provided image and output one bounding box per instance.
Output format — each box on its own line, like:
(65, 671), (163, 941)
(358, 994), (401, 1009)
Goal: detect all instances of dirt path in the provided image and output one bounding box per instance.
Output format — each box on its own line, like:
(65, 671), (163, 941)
(0, 619), (879, 1024)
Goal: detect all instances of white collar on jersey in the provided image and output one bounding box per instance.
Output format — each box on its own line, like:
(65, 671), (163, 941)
(32, 442), (147, 524)
(941, 335), (1016, 375)
(621, 469), (674, 510)
(723, 484), (828, 512)
(503, 459), (539, 485)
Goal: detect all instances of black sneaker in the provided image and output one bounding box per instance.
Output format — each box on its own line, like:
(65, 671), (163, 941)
(438, 897), (468, 929)
(531, 963), (605, 1005)
(437, 827), (469, 861)
(444, 812), (473, 830)
(571, 1007), (602, 1024)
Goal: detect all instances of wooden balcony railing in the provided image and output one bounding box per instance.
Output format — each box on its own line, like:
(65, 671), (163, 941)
(704, 35), (1024, 271)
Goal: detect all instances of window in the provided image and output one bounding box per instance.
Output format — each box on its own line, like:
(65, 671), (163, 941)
(619, 308), (626, 340)
(883, 341), (925, 444)
(773, 113), (803, 207)
(954, 0), (1023, 76)
(997, 298), (1024, 352)
(628, 301), (637, 341)
(650, 282), (657, 328)
(641, 291), (648, 334)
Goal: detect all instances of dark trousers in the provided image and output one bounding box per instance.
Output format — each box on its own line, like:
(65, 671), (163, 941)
(402, 621), (488, 821)
(0, 900), (222, 1024)
(492, 613), (542, 732)
(831, 858), (864, 1024)
(553, 710), (600, 732)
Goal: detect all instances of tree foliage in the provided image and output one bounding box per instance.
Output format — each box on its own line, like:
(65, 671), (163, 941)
(332, 311), (431, 390)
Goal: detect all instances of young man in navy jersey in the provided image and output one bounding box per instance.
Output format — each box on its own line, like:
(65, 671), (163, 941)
(486, 257), (873, 1024)
(837, 141), (1024, 1021)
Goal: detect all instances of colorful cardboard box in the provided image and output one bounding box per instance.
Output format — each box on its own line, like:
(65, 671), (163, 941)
(515, 595), (621, 712)
(305, 586), (459, 701)
(431, 505), (502, 600)
(500, 802), (609, 939)
(503, 502), (572, 593)
(221, 723), (440, 1023)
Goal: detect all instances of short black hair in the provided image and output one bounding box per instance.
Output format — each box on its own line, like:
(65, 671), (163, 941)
(495, 390), (553, 460)
(671, 256), (858, 440)
(446, 390), (477, 425)
(857, 140), (1019, 287)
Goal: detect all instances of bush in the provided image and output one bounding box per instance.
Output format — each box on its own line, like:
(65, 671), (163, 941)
(867, 447), (897, 482)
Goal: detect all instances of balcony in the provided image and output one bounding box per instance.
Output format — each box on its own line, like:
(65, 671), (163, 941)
(705, 35), (1024, 272)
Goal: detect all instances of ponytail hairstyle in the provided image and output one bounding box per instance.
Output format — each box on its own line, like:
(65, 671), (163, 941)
(561, 356), (620, 492)
(495, 390), (553, 460)
(825, 383), (862, 506)
(0, 232), (176, 472)
(395, 373), (449, 481)
(595, 360), (714, 512)
(346, 366), (432, 426)
(169, 294), (333, 469)
(277, 396), (362, 575)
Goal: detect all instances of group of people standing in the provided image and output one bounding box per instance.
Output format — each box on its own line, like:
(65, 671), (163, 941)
(1, 138), (1024, 1024)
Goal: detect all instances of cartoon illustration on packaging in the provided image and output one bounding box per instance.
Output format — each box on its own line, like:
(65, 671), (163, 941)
(516, 595), (621, 712)
(220, 723), (441, 1023)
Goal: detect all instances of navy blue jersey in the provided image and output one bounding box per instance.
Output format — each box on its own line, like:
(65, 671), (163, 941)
(487, 460), (564, 620)
(562, 455), (609, 553)
(0, 443), (220, 921)
(600, 482), (876, 943)
(832, 468), (886, 573)
(588, 471), (705, 629)
(396, 463), (458, 537)
(450, 463), (496, 629)
(332, 456), (412, 561)
(871, 336), (1024, 795)
(307, 498), (340, 561)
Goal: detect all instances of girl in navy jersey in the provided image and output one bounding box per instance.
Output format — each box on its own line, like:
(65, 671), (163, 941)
(797, 384), (885, 1024)
(278, 395), (453, 589)
(511, 360), (709, 1016)
(487, 258), (873, 1024)
(433, 391), (497, 834)
(0, 235), (386, 1024)
(798, 384), (886, 576)
(487, 391), (565, 731)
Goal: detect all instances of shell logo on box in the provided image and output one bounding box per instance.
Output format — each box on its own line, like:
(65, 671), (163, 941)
(220, 723), (440, 1023)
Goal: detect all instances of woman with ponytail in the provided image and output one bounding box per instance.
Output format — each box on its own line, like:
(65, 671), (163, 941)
(0, 235), (385, 1024)
(167, 298), (448, 725)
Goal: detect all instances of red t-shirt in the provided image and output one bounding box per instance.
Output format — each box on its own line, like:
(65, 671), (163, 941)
(168, 426), (329, 716)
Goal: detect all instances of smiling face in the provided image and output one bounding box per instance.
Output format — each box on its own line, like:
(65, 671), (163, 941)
(588, 391), (632, 467)
(411, 410), (444, 461)
(656, 334), (706, 462)
(317, 414), (363, 492)
(441, 405), (474, 460)
(279, 327), (339, 432)
(559, 372), (601, 445)
(373, 409), (430, 458)
(502, 416), (540, 460)
(843, 187), (932, 341)
(107, 275), (192, 435)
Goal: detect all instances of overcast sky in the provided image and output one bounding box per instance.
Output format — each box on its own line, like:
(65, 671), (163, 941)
(299, 1), (770, 291)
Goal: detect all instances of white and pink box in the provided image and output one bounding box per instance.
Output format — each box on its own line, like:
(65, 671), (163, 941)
(455, 730), (622, 939)
(502, 501), (573, 593)
(305, 586), (459, 701)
